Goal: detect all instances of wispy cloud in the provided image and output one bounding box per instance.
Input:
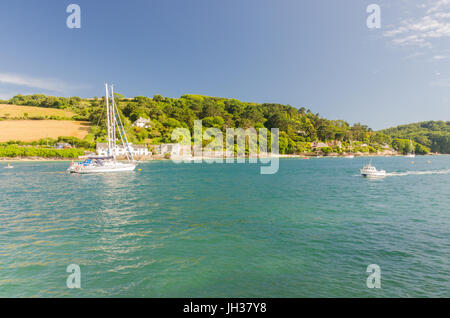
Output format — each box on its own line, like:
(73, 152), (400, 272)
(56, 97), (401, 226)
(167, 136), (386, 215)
(432, 54), (450, 60)
(402, 51), (426, 60)
(384, 0), (450, 48)
(430, 77), (450, 87)
(0, 73), (75, 93)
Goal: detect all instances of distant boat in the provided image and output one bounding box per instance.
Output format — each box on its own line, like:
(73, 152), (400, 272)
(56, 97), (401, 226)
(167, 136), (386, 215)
(346, 140), (354, 158)
(360, 162), (386, 178)
(67, 84), (137, 174)
(4, 163), (14, 169)
(405, 139), (415, 158)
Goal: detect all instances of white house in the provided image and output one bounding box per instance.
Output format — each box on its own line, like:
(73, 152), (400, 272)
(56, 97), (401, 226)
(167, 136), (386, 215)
(154, 143), (192, 157)
(96, 143), (150, 157)
(132, 117), (151, 128)
(311, 141), (329, 148)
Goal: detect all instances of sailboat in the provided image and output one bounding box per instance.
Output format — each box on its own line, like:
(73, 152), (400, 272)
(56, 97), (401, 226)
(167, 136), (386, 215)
(4, 163), (14, 169)
(67, 84), (138, 174)
(346, 140), (354, 158)
(405, 139), (415, 158)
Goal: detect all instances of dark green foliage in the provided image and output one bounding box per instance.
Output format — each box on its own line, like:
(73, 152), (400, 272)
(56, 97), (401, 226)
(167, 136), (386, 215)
(4, 94), (447, 154)
(0, 145), (84, 158)
(381, 121), (449, 153)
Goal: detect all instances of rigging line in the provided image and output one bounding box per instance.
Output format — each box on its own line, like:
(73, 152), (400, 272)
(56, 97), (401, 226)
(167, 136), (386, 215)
(113, 102), (133, 161)
(112, 107), (129, 161)
(110, 85), (130, 161)
(110, 86), (133, 161)
(109, 88), (132, 161)
(95, 98), (106, 127)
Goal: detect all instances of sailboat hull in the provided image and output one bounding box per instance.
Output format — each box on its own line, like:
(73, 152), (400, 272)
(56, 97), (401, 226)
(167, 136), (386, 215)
(68, 162), (137, 174)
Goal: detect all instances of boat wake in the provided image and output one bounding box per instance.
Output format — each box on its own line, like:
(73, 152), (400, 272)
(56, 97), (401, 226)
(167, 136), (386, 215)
(386, 169), (450, 177)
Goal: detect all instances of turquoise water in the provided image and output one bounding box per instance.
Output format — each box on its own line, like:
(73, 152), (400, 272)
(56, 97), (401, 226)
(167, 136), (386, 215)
(0, 156), (449, 297)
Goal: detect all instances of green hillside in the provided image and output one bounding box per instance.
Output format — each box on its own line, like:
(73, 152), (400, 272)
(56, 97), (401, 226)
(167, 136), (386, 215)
(1, 94), (447, 154)
(380, 121), (450, 154)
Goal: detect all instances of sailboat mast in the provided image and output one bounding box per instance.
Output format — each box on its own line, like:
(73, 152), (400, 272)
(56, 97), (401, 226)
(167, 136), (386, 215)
(111, 86), (117, 157)
(105, 83), (112, 155)
(110, 85), (117, 158)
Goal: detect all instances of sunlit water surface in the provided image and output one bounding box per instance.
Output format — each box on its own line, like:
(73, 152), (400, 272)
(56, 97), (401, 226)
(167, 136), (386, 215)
(0, 156), (449, 297)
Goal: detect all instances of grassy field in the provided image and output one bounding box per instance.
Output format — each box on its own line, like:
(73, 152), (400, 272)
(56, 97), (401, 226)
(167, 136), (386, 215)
(0, 104), (75, 119)
(0, 120), (91, 142)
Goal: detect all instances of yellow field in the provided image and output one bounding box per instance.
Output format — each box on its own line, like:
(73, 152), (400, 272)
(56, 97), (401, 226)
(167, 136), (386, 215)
(0, 120), (91, 142)
(0, 104), (75, 119)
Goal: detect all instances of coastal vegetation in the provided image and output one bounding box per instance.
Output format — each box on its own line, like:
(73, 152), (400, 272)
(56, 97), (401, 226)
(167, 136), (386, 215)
(380, 121), (450, 154)
(0, 94), (448, 155)
(0, 144), (84, 158)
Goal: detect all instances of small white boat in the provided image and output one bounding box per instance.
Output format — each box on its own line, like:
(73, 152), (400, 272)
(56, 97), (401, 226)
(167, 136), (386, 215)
(360, 162), (386, 178)
(406, 139), (415, 158)
(4, 163), (14, 169)
(346, 140), (354, 158)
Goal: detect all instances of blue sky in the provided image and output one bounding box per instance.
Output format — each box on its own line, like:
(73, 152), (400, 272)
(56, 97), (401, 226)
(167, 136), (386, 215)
(0, 0), (449, 129)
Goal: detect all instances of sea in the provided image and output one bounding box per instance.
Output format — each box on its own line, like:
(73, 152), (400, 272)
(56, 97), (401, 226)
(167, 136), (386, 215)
(0, 155), (449, 297)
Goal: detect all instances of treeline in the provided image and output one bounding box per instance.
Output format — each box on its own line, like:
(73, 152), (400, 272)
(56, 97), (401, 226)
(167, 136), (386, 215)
(2, 94), (88, 120)
(380, 121), (450, 154)
(3, 94), (447, 154)
(391, 139), (429, 155)
(89, 94), (396, 154)
(0, 145), (84, 158)
(5, 94), (83, 109)
(1, 136), (95, 149)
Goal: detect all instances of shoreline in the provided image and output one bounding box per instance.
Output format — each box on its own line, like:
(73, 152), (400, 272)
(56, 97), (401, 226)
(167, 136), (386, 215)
(0, 153), (446, 162)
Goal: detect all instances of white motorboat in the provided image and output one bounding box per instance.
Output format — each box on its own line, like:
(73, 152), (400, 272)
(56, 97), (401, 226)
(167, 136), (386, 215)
(360, 162), (386, 178)
(67, 84), (137, 174)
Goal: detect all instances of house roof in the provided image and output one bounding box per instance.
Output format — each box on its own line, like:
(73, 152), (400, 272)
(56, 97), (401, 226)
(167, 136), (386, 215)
(311, 141), (329, 148)
(96, 142), (147, 150)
